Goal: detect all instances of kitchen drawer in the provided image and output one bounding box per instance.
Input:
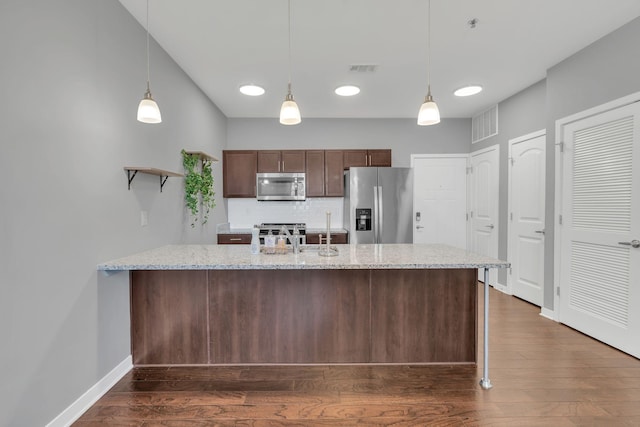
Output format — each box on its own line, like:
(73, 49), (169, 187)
(217, 234), (251, 244)
(306, 232), (348, 245)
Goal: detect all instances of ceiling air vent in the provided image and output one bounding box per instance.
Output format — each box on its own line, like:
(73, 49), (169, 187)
(472, 104), (499, 143)
(349, 64), (378, 73)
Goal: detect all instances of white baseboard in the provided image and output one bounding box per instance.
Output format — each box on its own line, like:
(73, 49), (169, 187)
(46, 355), (132, 427)
(492, 281), (510, 295)
(539, 307), (555, 321)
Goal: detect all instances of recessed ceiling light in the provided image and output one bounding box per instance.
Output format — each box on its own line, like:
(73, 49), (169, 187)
(335, 85), (361, 97)
(239, 84), (265, 96)
(454, 85), (483, 97)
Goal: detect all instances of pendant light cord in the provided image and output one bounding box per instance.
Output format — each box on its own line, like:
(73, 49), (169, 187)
(287, 0), (292, 93)
(146, 0), (151, 91)
(427, 0), (431, 94)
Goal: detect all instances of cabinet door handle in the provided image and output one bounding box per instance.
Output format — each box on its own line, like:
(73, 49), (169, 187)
(229, 238), (242, 241)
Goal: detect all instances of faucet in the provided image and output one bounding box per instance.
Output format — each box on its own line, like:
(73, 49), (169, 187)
(280, 225), (301, 254)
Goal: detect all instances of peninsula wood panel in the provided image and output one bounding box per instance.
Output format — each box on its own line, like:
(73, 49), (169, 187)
(370, 269), (477, 363)
(208, 270), (370, 364)
(129, 268), (477, 365)
(130, 270), (209, 365)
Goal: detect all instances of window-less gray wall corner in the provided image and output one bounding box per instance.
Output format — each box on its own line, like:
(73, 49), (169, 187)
(545, 16), (640, 311)
(471, 80), (547, 293)
(0, 1), (226, 425)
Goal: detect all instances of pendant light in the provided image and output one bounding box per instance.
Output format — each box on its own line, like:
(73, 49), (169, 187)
(279, 0), (301, 125)
(137, 0), (162, 124)
(417, 0), (440, 126)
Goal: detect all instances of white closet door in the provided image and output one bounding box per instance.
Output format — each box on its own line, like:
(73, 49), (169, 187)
(470, 146), (499, 284)
(509, 131), (546, 306)
(559, 101), (640, 358)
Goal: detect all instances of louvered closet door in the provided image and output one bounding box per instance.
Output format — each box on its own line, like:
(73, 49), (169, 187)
(560, 101), (640, 358)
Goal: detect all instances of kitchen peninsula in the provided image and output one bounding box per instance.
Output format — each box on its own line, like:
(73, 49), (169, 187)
(99, 244), (508, 381)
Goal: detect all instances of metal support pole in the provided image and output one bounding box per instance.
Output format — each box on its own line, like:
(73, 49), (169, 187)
(479, 267), (493, 389)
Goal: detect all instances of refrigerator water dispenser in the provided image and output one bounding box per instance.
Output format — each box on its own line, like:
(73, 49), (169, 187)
(356, 208), (372, 231)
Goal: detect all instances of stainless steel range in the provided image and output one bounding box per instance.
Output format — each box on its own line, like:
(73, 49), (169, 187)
(258, 223), (306, 245)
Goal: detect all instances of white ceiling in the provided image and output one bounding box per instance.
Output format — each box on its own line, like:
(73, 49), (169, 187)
(118, 0), (640, 120)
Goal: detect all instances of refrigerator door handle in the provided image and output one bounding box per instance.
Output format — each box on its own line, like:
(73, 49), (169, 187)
(373, 185), (379, 243)
(378, 186), (383, 244)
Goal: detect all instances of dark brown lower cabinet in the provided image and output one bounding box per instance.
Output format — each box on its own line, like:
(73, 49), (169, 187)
(306, 232), (348, 244)
(217, 233), (251, 244)
(130, 268), (477, 365)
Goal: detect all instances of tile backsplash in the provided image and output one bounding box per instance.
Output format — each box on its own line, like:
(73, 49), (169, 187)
(227, 198), (344, 229)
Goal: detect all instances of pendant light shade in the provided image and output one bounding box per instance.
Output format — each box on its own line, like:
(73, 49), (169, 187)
(417, 87), (440, 126)
(417, 0), (439, 126)
(280, 84), (301, 125)
(279, 0), (301, 125)
(137, 0), (161, 124)
(138, 85), (162, 123)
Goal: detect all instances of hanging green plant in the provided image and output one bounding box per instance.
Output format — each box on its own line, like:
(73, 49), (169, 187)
(200, 158), (216, 225)
(182, 150), (216, 227)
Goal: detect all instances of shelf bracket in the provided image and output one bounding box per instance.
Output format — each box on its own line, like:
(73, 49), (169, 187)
(127, 169), (138, 190)
(160, 175), (169, 192)
(124, 167), (182, 192)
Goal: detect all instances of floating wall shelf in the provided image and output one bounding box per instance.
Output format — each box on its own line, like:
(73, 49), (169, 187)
(182, 151), (219, 162)
(124, 167), (184, 192)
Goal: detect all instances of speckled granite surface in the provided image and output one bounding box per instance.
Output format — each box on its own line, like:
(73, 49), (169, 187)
(98, 244), (509, 271)
(216, 228), (347, 234)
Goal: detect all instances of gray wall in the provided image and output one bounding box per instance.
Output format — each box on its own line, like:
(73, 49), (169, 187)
(472, 80), (547, 287)
(544, 16), (640, 310)
(227, 117), (472, 166)
(0, 1), (226, 425)
(2, 0), (639, 423)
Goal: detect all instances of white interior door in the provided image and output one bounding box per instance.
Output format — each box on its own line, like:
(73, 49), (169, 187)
(558, 101), (640, 358)
(411, 155), (467, 248)
(508, 130), (546, 306)
(470, 146), (499, 284)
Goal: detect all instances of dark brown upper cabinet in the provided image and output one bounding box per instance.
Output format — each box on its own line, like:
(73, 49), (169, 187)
(222, 150), (257, 198)
(324, 150), (344, 196)
(258, 150), (305, 173)
(343, 149), (392, 170)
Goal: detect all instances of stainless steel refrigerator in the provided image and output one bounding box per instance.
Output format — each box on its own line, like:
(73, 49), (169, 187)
(344, 167), (414, 244)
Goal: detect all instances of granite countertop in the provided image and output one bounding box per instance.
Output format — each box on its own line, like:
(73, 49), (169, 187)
(217, 227), (348, 234)
(98, 244), (509, 272)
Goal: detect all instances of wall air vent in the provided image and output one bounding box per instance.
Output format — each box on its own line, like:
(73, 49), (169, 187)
(472, 104), (499, 143)
(349, 64), (378, 73)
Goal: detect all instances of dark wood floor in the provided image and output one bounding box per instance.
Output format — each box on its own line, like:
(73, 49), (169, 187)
(74, 284), (640, 426)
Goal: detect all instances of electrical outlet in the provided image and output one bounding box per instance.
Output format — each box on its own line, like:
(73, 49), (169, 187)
(141, 210), (148, 227)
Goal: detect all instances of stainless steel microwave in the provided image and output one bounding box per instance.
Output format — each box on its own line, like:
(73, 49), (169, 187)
(256, 172), (306, 201)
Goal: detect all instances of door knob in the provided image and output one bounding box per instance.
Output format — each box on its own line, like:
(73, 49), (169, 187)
(485, 224), (495, 229)
(618, 239), (640, 248)
(416, 225), (425, 229)
(535, 230), (545, 235)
